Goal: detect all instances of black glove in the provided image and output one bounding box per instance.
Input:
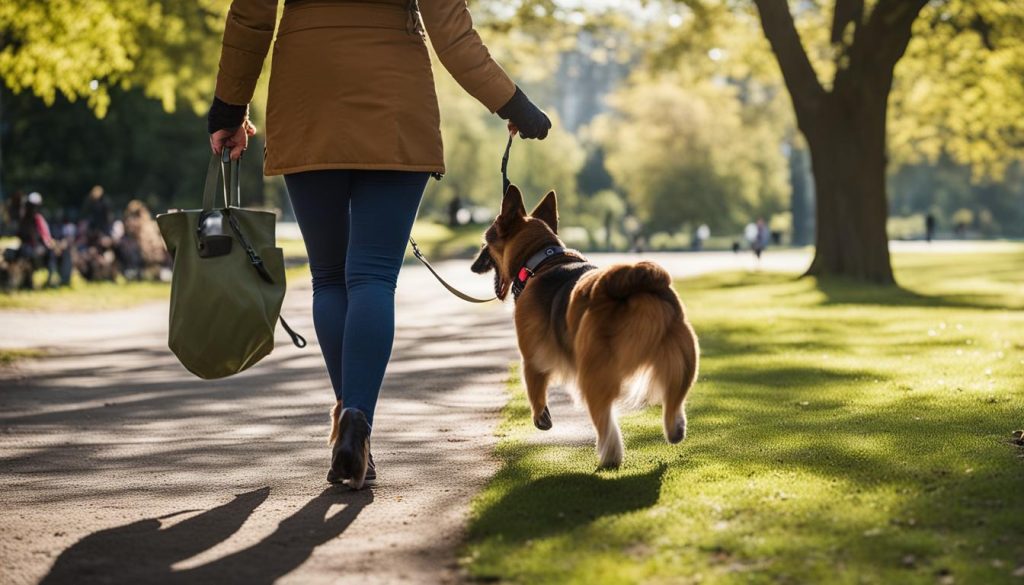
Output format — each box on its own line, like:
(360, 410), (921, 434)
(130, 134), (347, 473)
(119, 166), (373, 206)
(207, 96), (248, 134)
(497, 86), (551, 139)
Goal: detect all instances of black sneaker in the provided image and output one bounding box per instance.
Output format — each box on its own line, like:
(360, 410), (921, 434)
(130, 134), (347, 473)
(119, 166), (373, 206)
(363, 453), (377, 484)
(327, 452), (376, 485)
(330, 408), (372, 490)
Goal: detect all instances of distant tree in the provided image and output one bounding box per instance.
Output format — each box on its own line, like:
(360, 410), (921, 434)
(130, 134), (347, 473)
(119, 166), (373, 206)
(749, 0), (1024, 282)
(1, 86), (264, 211)
(594, 75), (788, 234)
(639, 0), (1024, 281)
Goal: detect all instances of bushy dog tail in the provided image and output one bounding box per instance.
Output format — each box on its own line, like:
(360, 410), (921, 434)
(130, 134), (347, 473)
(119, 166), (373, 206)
(597, 261), (678, 309)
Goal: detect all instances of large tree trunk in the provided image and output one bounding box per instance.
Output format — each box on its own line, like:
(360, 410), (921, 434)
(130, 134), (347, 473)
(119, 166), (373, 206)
(752, 0), (928, 284)
(801, 83), (894, 283)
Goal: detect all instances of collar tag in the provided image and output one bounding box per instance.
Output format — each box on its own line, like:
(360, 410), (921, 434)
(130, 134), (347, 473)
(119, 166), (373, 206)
(518, 267), (531, 282)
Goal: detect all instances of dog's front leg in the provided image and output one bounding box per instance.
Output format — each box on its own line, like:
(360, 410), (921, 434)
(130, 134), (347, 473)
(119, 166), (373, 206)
(522, 362), (553, 430)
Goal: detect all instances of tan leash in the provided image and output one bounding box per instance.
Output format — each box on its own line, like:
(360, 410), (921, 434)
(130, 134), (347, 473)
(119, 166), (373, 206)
(407, 132), (515, 303)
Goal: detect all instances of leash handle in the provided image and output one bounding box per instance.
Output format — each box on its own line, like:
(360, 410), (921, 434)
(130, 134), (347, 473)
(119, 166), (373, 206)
(501, 131), (514, 195)
(409, 237), (496, 303)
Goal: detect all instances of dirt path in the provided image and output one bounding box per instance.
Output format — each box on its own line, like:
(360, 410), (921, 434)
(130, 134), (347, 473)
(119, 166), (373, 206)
(0, 249), (813, 584)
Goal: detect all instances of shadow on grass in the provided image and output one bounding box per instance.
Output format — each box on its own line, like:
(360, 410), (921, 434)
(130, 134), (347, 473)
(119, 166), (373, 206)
(41, 486), (372, 585)
(709, 365), (881, 389)
(687, 252), (1022, 310)
(470, 464), (667, 545)
(812, 276), (1016, 311)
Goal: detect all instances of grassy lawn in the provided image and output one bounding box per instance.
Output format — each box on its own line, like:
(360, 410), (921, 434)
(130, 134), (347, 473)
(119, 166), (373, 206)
(0, 348), (46, 366)
(464, 249), (1024, 584)
(409, 221), (486, 261)
(0, 274), (171, 311)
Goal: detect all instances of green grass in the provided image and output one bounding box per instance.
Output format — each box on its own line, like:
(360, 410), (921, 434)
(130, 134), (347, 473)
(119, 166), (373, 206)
(0, 348), (45, 366)
(0, 274), (171, 311)
(464, 248), (1024, 585)
(409, 221), (486, 261)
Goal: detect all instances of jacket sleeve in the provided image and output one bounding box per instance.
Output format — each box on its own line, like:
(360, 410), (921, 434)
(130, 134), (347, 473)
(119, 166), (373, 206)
(214, 0), (279, 106)
(419, 0), (516, 113)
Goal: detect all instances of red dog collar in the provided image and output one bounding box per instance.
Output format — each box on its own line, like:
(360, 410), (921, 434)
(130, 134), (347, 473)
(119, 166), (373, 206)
(512, 246), (575, 299)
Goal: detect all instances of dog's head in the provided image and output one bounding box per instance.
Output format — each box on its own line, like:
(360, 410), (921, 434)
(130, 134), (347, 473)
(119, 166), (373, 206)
(471, 184), (559, 301)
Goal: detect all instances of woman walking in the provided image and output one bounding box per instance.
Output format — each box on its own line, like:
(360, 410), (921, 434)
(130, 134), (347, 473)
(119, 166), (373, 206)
(208, 0), (550, 489)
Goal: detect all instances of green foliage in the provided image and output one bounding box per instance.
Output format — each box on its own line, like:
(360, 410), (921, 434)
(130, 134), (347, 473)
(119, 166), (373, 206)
(465, 247), (1024, 584)
(593, 75), (788, 233)
(659, 0), (1024, 211)
(423, 76), (585, 223)
(0, 0), (226, 117)
(887, 213), (927, 241)
(889, 159), (1024, 237)
(891, 0), (1024, 181)
(1, 85), (265, 213)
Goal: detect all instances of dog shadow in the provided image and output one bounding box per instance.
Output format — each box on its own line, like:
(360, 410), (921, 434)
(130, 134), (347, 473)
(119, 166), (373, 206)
(470, 464), (666, 544)
(40, 486), (372, 585)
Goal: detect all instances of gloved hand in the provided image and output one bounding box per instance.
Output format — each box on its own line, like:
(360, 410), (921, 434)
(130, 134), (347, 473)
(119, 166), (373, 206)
(208, 96), (248, 134)
(497, 86), (551, 139)
(208, 96), (255, 161)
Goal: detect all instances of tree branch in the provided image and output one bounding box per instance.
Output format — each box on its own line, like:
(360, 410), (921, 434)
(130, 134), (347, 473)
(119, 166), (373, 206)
(859, 0), (929, 70)
(752, 0), (825, 116)
(831, 0), (864, 44)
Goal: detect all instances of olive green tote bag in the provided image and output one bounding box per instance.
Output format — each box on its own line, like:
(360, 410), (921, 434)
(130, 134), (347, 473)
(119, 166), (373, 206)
(157, 151), (305, 380)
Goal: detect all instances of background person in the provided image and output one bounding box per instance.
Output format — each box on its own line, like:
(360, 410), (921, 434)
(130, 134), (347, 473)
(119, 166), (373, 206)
(80, 185), (111, 241)
(16, 192), (56, 289)
(208, 0), (551, 489)
(118, 200), (168, 281)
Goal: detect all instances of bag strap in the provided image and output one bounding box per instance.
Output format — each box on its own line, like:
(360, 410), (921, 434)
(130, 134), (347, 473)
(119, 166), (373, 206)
(279, 316), (307, 348)
(202, 149), (242, 211)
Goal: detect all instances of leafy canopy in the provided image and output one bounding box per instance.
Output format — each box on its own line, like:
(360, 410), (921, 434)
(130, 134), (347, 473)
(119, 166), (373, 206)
(0, 0), (226, 117)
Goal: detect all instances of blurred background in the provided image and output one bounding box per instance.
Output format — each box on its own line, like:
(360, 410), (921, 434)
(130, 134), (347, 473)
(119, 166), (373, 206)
(1, 0), (1022, 290)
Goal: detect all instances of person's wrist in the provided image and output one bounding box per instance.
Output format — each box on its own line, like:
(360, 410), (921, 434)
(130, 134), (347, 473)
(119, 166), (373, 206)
(497, 86), (528, 121)
(208, 97), (249, 134)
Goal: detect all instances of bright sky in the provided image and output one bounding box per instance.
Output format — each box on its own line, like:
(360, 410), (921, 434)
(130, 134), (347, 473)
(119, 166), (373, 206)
(487, 0), (678, 24)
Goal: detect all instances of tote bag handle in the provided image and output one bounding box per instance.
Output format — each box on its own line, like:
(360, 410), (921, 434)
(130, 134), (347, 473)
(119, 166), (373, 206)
(202, 149), (241, 212)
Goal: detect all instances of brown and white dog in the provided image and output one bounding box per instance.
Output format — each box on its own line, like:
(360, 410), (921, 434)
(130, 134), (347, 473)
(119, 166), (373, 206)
(471, 185), (700, 468)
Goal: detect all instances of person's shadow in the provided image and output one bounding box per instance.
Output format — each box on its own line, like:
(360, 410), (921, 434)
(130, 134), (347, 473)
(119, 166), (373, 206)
(41, 486), (372, 585)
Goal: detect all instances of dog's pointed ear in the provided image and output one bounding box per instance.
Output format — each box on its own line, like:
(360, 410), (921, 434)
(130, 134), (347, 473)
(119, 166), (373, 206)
(530, 190), (558, 234)
(500, 184), (526, 221)
(496, 184), (526, 236)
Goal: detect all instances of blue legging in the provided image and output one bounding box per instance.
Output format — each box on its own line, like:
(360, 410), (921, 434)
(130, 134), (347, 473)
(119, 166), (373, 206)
(284, 170), (428, 429)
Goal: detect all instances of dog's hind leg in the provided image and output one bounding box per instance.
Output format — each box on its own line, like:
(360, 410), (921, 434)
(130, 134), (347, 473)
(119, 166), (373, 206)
(657, 327), (699, 444)
(523, 361), (552, 430)
(579, 370), (624, 468)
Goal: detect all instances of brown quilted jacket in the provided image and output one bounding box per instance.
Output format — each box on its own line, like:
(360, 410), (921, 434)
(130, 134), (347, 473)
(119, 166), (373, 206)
(215, 0), (516, 176)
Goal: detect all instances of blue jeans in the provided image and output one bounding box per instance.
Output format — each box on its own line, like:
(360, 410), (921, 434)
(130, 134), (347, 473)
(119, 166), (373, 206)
(285, 170), (428, 429)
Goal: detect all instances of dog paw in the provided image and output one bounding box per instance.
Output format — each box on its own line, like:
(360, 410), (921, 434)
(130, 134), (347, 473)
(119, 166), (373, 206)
(666, 415), (687, 444)
(533, 406), (552, 431)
